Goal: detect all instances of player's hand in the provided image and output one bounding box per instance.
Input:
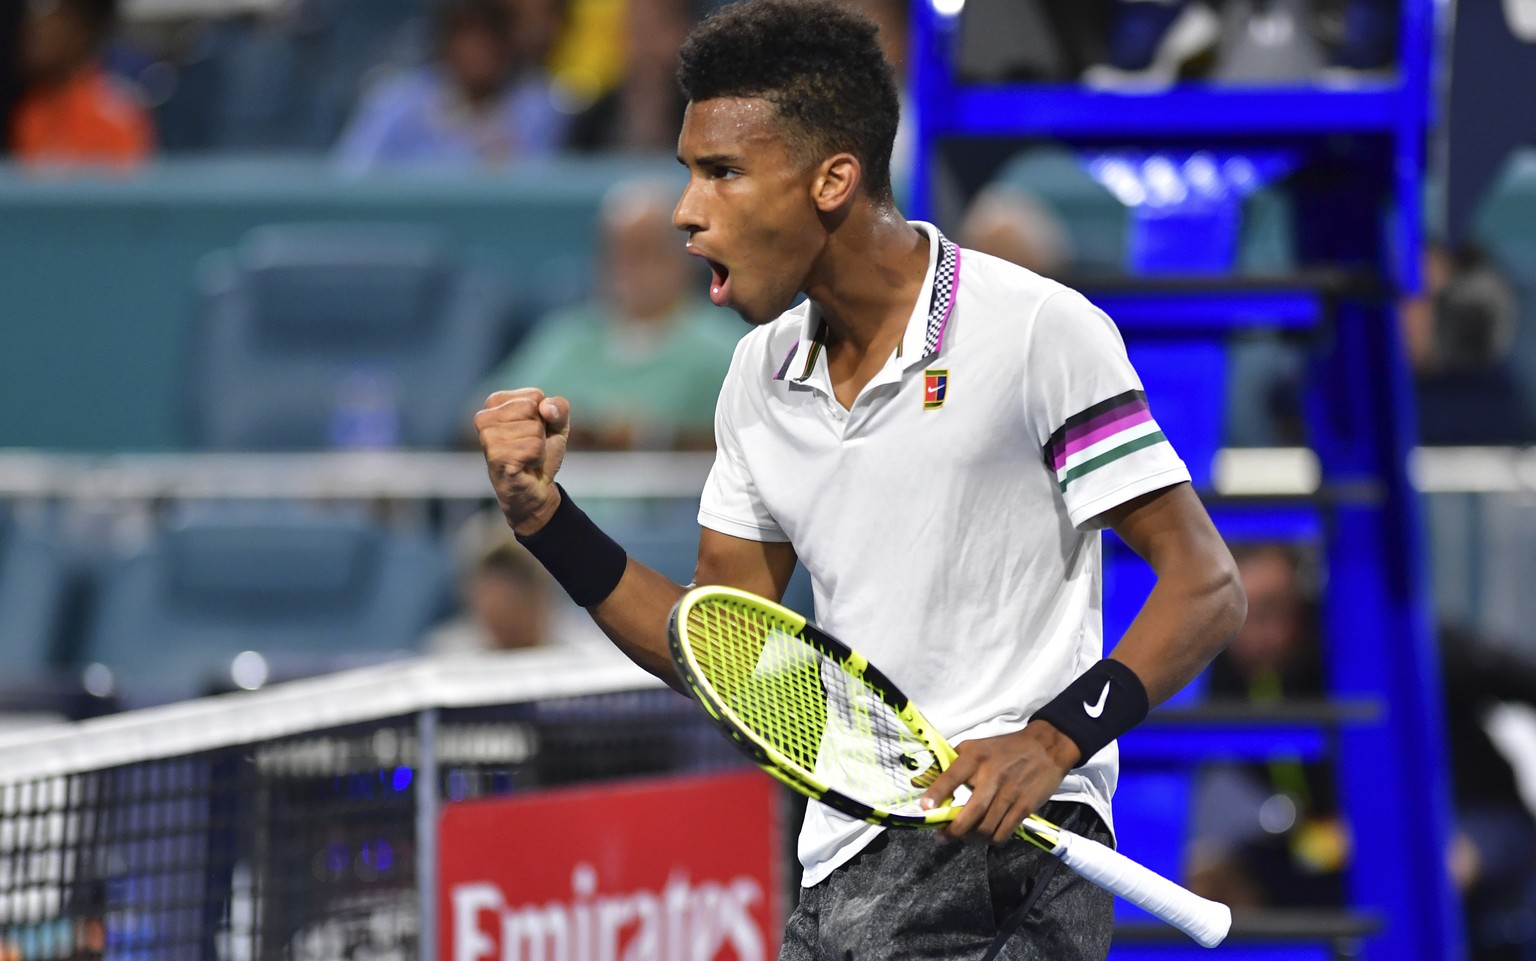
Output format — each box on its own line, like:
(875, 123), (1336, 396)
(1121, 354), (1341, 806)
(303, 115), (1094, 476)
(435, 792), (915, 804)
(919, 721), (1080, 845)
(475, 388), (571, 536)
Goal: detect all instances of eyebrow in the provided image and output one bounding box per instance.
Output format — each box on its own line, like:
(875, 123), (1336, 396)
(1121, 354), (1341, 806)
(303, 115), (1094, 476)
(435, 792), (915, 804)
(677, 153), (743, 168)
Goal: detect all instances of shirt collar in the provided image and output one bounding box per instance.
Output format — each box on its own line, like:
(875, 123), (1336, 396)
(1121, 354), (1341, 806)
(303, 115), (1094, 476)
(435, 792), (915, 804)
(773, 222), (961, 385)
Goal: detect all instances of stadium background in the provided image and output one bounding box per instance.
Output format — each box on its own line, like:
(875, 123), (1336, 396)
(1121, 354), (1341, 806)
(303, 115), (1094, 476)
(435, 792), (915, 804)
(3, 0), (1536, 958)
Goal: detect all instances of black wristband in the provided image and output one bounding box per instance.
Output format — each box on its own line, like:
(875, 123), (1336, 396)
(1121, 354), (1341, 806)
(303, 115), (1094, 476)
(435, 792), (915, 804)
(514, 485), (628, 607)
(1031, 659), (1150, 767)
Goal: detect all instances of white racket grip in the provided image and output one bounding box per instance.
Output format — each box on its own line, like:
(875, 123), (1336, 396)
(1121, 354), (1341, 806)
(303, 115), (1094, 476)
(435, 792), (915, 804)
(1051, 828), (1232, 948)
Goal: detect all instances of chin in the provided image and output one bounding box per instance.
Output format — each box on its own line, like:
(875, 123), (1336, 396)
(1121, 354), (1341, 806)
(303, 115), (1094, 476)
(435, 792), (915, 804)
(733, 289), (801, 327)
(732, 305), (778, 327)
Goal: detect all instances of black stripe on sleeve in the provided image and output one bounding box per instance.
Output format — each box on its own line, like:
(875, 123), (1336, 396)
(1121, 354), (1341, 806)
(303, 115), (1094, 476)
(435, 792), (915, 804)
(1043, 389), (1147, 453)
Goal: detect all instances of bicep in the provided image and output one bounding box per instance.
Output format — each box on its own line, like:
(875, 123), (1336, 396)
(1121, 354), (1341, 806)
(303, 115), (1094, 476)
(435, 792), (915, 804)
(1102, 483), (1227, 572)
(694, 528), (798, 602)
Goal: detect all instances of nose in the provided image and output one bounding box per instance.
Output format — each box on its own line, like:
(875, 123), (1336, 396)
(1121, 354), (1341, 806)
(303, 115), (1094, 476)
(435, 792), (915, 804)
(673, 177), (704, 236)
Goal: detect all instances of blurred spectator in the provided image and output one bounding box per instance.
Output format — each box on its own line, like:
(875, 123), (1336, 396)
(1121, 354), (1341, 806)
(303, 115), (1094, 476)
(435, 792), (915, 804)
(424, 510), (606, 654)
(1439, 625), (1536, 961)
(10, 0), (154, 168)
(1401, 244), (1530, 445)
(1187, 544), (1346, 909)
(335, 0), (566, 171)
(424, 518), (553, 654)
(565, 0), (692, 152)
(506, 0), (572, 72)
(957, 184), (1075, 277)
(539, 0), (623, 110)
(479, 177), (740, 450)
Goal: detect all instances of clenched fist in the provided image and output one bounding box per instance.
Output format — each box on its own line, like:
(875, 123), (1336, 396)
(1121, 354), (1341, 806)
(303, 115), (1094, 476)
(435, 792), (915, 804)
(475, 388), (571, 536)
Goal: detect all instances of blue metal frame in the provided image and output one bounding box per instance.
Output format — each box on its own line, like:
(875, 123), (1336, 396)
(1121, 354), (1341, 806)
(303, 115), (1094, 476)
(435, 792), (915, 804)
(908, 3), (1431, 289)
(908, 1), (1458, 958)
(1124, 723), (1332, 764)
(1085, 288), (1325, 334)
(941, 86), (1408, 138)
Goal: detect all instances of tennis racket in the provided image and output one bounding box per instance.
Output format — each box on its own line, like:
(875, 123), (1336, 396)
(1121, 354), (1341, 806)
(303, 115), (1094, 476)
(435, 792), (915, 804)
(667, 584), (1232, 949)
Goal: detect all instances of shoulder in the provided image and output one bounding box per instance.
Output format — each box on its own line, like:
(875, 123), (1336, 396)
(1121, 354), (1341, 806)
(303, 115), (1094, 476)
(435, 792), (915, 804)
(491, 303), (600, 375)
(355, 69), (437, 115)
(950, 247), (1116, 355)
(505, 71), (558, 111)
(959, 247), (1115, 332)
(957, 247), (1079, 314)
(36, 71), (151, 142)
(519, 303), (606, 355)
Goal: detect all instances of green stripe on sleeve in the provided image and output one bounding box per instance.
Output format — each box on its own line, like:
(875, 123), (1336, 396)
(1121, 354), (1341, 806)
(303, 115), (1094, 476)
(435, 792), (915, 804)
(1057, 430), (1168, 492)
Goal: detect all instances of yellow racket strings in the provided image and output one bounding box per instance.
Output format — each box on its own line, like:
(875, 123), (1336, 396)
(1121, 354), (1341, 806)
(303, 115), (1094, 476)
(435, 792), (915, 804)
(685, 598), (829, 777)
(685, 598), (937, 816)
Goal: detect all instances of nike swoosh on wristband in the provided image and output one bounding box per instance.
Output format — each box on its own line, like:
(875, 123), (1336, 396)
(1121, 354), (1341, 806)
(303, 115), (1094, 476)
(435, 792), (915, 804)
(1084, 681), (1110, 718)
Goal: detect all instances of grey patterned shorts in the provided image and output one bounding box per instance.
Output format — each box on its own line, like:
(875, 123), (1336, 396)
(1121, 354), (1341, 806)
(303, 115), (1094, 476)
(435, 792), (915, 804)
(778, 801), (1114, 961)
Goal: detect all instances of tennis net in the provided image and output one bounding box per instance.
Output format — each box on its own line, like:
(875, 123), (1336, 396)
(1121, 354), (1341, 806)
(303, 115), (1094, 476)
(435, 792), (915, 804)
(0, 650), (748, 961)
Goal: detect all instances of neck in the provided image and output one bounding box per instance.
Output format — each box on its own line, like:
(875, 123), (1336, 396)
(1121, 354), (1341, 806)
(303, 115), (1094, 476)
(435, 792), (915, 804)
(802, 203), (928, 357)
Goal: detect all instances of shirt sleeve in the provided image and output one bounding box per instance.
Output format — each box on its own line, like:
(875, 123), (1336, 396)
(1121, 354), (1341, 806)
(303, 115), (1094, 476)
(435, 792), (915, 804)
(697, 337), (791, 542)
(1023, 290), (1191, 530)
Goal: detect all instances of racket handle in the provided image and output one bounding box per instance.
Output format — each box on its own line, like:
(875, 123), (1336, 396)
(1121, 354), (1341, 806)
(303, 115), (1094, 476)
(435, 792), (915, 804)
(1050, 828), (1231, 948)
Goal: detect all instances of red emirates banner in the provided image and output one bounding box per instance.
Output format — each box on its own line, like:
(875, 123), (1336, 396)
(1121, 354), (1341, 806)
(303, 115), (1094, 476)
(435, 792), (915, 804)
(439, 770), (784, 961)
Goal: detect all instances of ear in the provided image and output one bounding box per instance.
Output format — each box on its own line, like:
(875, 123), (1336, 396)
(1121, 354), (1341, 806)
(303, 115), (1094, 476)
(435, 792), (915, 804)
(812, 153), (862, 212)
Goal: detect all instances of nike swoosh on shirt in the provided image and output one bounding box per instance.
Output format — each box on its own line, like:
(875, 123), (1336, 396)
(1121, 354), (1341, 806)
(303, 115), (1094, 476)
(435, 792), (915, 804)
(1084, 681), (1110, 718)
(926, 385), (942, 395)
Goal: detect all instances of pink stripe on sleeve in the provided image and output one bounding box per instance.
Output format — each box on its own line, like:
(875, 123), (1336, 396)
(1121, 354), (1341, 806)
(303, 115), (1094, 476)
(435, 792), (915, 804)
(1052, 407), (1155, 470)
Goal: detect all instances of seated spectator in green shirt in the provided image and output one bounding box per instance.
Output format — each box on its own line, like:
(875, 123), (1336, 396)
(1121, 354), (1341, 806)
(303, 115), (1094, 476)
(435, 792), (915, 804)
(482, 177), (741, 449)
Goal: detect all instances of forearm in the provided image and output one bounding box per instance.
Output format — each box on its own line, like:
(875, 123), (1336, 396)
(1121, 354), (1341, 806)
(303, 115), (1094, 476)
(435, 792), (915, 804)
(589, 559), (689, 693)
(1112, 560), (1246, 707)
(509, 484), (689, 691)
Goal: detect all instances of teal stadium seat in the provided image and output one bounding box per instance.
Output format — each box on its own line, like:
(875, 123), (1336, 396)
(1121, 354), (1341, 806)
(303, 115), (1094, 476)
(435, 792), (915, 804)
(151, 0), (427, 152)
(80, 509), (452, 706)
(188, 224), (515, 450)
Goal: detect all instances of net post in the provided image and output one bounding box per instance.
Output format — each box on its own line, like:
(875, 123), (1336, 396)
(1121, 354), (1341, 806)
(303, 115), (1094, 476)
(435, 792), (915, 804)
(415, 707), (441, 957)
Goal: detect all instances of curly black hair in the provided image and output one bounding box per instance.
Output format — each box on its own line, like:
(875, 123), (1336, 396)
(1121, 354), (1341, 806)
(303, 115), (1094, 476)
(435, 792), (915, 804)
(677, 0), (901, 203)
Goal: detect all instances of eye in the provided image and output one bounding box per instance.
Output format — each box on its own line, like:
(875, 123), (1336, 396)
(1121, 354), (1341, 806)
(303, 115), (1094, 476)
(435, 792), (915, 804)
(710, 165), (741, 181)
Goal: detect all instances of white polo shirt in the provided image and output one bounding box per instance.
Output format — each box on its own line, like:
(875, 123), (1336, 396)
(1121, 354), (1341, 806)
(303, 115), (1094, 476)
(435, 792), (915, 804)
(699, 222), (1190, 886)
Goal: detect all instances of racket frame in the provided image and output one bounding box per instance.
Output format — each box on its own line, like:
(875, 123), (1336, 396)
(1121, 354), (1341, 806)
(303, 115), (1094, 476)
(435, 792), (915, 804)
(668, 585), (1059, 849)
(668, 586), (1231, 948)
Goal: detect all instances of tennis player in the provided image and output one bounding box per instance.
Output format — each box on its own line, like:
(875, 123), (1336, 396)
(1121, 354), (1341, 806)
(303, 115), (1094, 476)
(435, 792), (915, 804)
(476, 1), (1247, 957)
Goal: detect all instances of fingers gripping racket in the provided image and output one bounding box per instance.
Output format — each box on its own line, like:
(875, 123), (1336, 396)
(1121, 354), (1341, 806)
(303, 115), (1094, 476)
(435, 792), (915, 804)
(667, 585), (1231, 949)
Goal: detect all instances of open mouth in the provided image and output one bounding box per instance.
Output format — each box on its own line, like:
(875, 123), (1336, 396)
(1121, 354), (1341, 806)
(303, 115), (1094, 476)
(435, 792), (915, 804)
(705, 258), (732, 307)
